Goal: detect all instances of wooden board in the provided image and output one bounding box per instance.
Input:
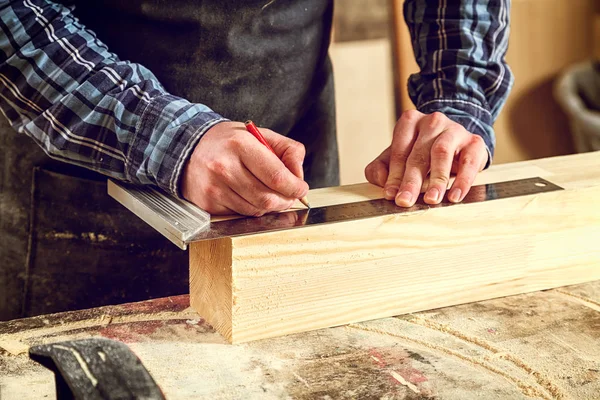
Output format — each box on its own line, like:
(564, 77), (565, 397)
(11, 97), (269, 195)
(190, 151), (600, 343)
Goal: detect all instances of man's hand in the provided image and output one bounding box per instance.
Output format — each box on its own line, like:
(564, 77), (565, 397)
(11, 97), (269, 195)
(181, 121), (309, 216)
(365, 110), (488, 207)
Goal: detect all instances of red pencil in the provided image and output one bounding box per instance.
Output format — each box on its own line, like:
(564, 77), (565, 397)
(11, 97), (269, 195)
(244, 120), (311, 209)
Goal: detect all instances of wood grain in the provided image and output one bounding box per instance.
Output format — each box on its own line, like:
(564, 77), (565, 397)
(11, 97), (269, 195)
(189, 238), (233, 340)
(190, 151), (600, 343)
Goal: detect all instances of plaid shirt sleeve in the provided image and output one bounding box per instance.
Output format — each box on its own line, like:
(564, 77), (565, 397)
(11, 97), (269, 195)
(404, 0), (514, 166)
(0, 0), (227, 196)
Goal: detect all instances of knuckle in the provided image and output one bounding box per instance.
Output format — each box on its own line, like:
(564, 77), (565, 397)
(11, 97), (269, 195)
(431, 141), (452, 158)
(399, 109), (421, 124)
(268, 169), (285, 187)
(206, 159), (227, 175)
(385, 179), (401, 188)
(426, 111), (446, 129)
(259, 194), (279, 210)
(460, 156), (478, 168)
(432, 175), (449, 187)
(290, 141), (306, 156)
(470, 134), (485, 146)
(227, 135), (246, 151)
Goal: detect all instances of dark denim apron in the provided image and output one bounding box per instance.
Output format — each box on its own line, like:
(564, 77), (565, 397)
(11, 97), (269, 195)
(0, 0), (338, 320)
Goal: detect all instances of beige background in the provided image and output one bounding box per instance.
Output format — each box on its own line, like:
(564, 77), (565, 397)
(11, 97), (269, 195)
(330, 1), (396, 185)
(329, 40), (395, 185)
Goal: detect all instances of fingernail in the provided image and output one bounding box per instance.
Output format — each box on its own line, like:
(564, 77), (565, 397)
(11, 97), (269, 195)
(396, 191), (413, 206)
(449, 188), (462, 202)
(385, 187), (398, 199)
(426, 188), (439, 203)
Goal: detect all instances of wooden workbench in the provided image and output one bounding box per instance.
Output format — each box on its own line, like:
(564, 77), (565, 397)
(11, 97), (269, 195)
(1, 280), (599, 399)
(2, 151), (600, 399)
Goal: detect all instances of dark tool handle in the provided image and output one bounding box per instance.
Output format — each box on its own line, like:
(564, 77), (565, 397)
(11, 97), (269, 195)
(29, 338), (165, 400)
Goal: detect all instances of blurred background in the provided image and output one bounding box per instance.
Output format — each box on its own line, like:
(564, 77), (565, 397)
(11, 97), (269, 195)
(329, 0), (600, 185)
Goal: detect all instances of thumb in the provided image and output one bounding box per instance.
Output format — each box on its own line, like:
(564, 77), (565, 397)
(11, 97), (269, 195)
(260, 129), (306, 180)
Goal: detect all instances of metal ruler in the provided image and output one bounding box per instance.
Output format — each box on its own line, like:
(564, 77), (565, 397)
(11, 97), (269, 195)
(108, 177), (563, 250)
(108, 181), (210, 249)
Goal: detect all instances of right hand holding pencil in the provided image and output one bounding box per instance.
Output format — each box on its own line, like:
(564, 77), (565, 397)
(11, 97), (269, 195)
(181, 121), (309, 216)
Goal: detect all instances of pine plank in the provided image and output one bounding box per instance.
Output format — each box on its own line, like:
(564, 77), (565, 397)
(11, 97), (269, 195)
(190, 151), (600, 343)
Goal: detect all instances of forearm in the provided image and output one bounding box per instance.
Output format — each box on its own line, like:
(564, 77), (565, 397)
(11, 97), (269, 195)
(404, 0), (514, 163)
(0, 0), (226, 195)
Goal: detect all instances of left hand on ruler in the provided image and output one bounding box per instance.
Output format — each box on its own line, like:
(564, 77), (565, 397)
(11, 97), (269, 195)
(364, 110), (488, 207)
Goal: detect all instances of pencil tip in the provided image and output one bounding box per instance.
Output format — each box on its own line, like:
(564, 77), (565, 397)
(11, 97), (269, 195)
(299, 196), (311, 209)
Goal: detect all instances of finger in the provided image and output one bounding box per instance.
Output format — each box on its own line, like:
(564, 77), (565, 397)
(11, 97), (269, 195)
(196, 182), (251, 216)
(199, 201), (234, 216)
(448, 138), (487, 203)
(364, 147), (390, 187)
(395, 112), (448, 207)
(182, 169), (236, 216)
(384, 111), (421, 200)
(395, 144), (431, 207)
(226, 162), (296, 213)
(260, 129), (306, 180)
(237, 137), (309, 200)
(423, 130), (464, 205)
(218, 185), (269, 217)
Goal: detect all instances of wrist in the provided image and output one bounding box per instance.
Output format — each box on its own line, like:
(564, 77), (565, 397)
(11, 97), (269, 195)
(130, 94), (228, 195)
(417, 99), (495, 168)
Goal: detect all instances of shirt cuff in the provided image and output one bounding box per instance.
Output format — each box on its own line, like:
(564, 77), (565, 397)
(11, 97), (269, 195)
(129, 94), (228, 196)
(417, 99), (496, 169)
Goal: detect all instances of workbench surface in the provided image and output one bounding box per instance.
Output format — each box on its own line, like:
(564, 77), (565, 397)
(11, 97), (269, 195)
(1, 281), (599, 399)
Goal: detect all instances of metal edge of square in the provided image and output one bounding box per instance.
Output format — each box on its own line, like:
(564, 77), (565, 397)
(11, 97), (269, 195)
(107, 180), (211, 250)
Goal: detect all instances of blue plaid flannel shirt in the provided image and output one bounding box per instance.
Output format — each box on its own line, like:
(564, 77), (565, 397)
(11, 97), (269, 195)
(0, 0), (513, 196)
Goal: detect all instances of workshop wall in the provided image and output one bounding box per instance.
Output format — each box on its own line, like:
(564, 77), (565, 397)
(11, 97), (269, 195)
(595, 5), (600, 59)
(329, 0), (396, 185)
